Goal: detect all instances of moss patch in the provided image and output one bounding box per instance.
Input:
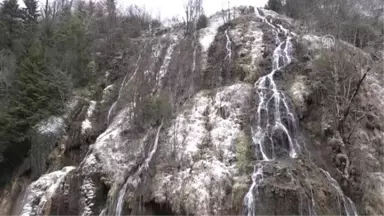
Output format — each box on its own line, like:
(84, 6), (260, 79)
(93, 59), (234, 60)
(235, 131), (252, 173)
(231, 176), (250, 214)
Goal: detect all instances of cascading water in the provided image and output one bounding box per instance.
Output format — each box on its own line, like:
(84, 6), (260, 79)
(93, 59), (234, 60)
(192, 33), (198, 73)
(106, 102), (116, 125)
(244, 8), (359, 216)
(106, 35), (177, 215)
(320, 169), (358, 216)
(157, 35), (178, 87)
(244, 8), (301, 215)
(112, 119), (164, 216)
(225, 28), (232, 60)
(305, 178), (318, 216)
(107, 42), (148, 124)
(243, 164), (264, 216)
(252, 9), (299, 162)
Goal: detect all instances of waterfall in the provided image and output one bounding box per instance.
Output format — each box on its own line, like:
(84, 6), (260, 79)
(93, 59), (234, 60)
(115, 179), (130, 216)
(192, 38), (197, 73)
(243, 164), (264, 216)
(225, 28), (232, 60)
(252, 9), (299, 162)
(244, 8), (301, 215)
(113, 119), (164, 216)
(107, 102), (116, 124)
(308, 184), (318, 216)
(143, 119), (164, 169)
(99, 208), (107, 216)
(107, 42), (148, 124)
(157, 35), (178, 88)
(243, 8), (358, 216)
(320, 169), (358, 216)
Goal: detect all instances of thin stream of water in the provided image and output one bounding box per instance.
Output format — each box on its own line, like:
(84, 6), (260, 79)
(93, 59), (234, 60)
(225, 28), (232, 60)
(107, 41), (149, 124)
(113, 120), (164, 216)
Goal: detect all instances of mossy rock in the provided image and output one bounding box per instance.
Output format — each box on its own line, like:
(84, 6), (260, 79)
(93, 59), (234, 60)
(235, 131), (253, 173)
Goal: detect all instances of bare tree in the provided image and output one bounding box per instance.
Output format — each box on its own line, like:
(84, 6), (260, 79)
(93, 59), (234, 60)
(312, 44), (373, 179)
(42, 0), (74, 19)
(315, 45), (370, 145)
(122, 5), (152, 37)
(183, 0), (203, 35)
(355, 0), (384, 23)
(219, 0), (233, 24)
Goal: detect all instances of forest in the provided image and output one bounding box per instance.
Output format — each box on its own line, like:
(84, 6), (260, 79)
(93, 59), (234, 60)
(0, 0), (160, 184)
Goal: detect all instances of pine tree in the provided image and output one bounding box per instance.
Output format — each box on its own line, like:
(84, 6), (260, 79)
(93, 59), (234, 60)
(23, 0), (39, 22)
(6, 41), (62, 136)
(0, 39), (71, 178)
(0, 0), (24, 55)
(266, 0), (283, 13)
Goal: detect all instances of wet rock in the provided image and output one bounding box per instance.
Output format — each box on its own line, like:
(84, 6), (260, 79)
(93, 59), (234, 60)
(276, 71), (311, 120)
(152, 83), (253, 215)
(249, 160), (355, 215)
(8, 6), (384, 216)
(31, 116), (66, 178)
(17, 167), (75, 216)
(361, 172), (384, 215)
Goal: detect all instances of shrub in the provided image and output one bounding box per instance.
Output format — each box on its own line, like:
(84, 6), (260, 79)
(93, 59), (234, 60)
(134, 93), (172, 126)
(266, 0), (283, 13)
(236, 132), (252, 172)
(196, 14), (208, 30)
(322, 20), (379, 48)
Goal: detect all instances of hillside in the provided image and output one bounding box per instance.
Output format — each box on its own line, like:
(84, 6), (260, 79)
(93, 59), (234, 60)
(0, 0), (383, 215)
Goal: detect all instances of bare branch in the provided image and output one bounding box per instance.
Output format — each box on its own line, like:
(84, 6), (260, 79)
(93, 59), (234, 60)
(183, 0), (203, 35)
(339, 67), (370, 134)
(346, 111), (368, 144)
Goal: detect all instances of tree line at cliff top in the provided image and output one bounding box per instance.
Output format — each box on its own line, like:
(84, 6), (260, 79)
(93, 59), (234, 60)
(267, 0), (383, 49)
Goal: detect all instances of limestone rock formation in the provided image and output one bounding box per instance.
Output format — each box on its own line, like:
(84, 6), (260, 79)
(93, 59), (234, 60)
(1, 5), (383, 216)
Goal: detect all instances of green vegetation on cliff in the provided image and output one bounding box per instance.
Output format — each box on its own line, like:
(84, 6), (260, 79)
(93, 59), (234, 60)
(0, 0), (158, 184)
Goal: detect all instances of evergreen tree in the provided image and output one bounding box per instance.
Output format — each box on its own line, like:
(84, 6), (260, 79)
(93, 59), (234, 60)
(0, 0), (163, 185)
(0, 0), (24, 55)
(23, 0), (39, 22)
(266, 0), (283, 13)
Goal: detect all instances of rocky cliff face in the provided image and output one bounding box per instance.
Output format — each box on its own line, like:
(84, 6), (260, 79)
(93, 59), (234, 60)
(1, 6), (383, 216)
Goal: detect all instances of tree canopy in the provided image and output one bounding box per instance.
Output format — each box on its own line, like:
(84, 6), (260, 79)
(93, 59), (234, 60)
(0, 0), (159, 184)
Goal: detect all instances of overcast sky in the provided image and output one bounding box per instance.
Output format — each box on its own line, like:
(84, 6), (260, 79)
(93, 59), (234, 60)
(13, 0), (267, 19)
(119, 0), (268, 19)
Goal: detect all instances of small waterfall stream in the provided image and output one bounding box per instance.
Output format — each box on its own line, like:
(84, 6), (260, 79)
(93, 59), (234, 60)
(104, 34), (178, 216)
(320, 169), (358, 216)
(157, 35), (178, 88)
(244, 164), (264, 216)
(107, 41), (149, 124)
(192, 33), (198, 73)
(113, 119), (164, 216)
(225, 28), (232, 60)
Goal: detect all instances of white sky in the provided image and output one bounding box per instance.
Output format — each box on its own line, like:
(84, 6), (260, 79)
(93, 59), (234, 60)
(13, 0), (267, 19)
(119, 0), (268, 19)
